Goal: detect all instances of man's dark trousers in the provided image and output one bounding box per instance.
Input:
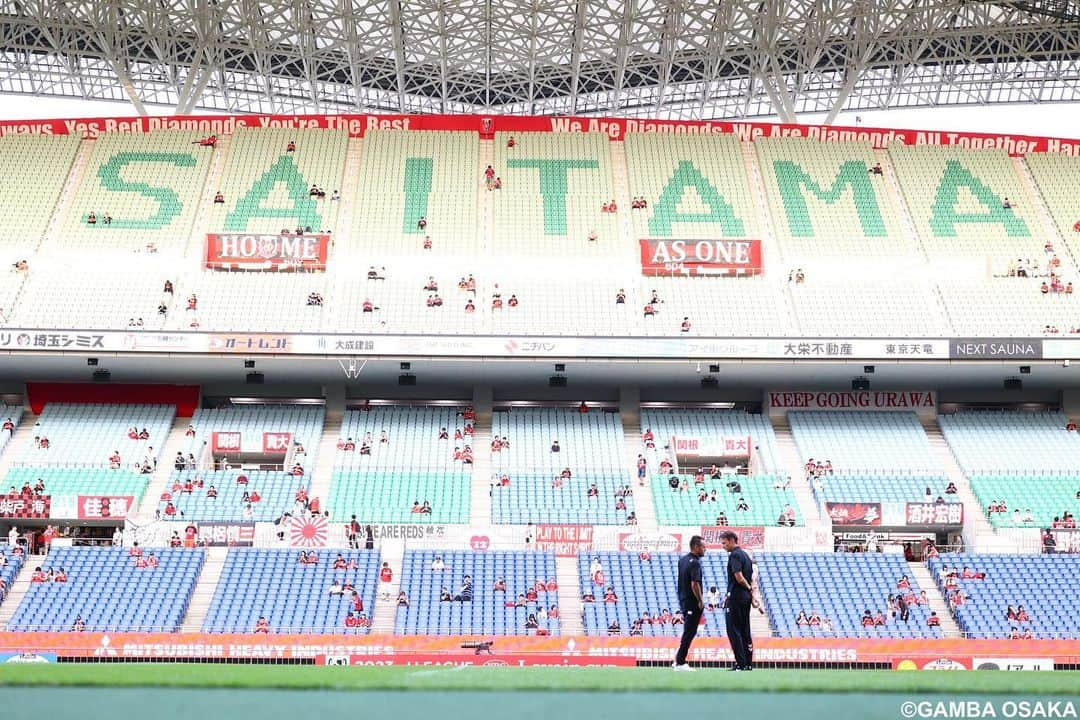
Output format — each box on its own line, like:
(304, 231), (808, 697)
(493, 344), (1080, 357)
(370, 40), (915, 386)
(675, 607), (702, 665)
(725, 599), (753, 668)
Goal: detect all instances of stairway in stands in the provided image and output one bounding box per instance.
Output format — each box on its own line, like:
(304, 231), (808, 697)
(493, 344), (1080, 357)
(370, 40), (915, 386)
(179, 546), (226, 633)
(555, 555), (584, 636)
(0, 556), (42, 630)
(136, 417), (193, 521)
(908, 560), (962, 637)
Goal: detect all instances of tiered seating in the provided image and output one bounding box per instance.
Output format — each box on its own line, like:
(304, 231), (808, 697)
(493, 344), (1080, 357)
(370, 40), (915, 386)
(755, 138), (910, 260)
(929, 554), (1080, 639)
(0, 133), (80, 247)
(8, 262), (178, 330)
(204, 549), (381, 634)
(625, 133), (758, 242)
(15, 403), (174, 468)
(640, 407), (799, 526)
(637, 276), (797, 337)
(323, 266), (491, 335)
(209, 127), (348, 235)
(493, 132), (621, 256)
(8, 546), (203, 632)
(1026, 152), (1080, 259)
(56, 131), (212, 252)
(397, 550), (559, 635)
(939, 410), (1080, 527)
(329, 405), (471, 524)
(939, 278), (1080, 336)
(169, 270), (327, 332)
(760, 552), (940, 638)
(579, 551), (730, 637)
(0, 547), (25, 605)
(789, 411), (952, 504)
(888, 145), (1043, 261)
(0, 404), (24, 455)
(160, 405), (324, 522)
(790, 281), (952, 337)
(350, 130), (479, 256)
(6, 403), (174, 510)
(491, 407), (630, 524)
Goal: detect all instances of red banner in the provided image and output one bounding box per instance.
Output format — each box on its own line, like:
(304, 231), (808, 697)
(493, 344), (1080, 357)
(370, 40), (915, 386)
(905, 503), (964, 526)
(535, 524), (594, 557)
(1, 632), (1075, 664)
(0, 495), (51, 519)
(3, 113), (1078, 158)
(699, 526), (764, 550)
(826, 502), (883, 526)
(211, 431), (242, 453)
(205, 233), (331, 271)
(262, 432), (292, 454)
(317, 653), (637, 668)
(768, 391), (937, 411)
(77, 495), (134, 520)
(639, 239), (763, 276)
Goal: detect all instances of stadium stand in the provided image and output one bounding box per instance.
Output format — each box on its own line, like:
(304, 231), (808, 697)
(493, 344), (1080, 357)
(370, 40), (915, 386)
(754, 137), (911, 260)
(939, 277), (1080, 337)
(759, 552), (942, 638)
(7, 546), (203, 632)
(579, 551), (730, 637)
(624, 133), (758, 241)
(789, 280), (952, 337)
(208, 127), (348, 236)
(4, 403), (174, 511)
(637, 276), (797, 337)
(351, 130), (479, 256)
(159, 405), (324, 522)
(1026, 152), (1080, 258)
(640, 407), (799, 526)
(55, 131), (212, 252)
(203, 548), (380, 634)
(887, 145), (1042, 260)
(329, 406), (471, 524)
(396, 550), (559, 636)
(788, 411), (953, 504)
(0, 133), (80, 248)
(169, 270), (328, 332)
(8, 262), (180, 330)
(490, 407), (631, 524)
(0, 404), (24, 455)
(493, 132), (620, 256)
(929, 554), (1080, 639)
(0, 546), (25, 606)
(938, 410), (1080, 528)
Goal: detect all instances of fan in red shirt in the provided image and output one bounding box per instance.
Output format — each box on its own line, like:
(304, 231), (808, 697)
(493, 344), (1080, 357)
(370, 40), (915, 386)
(379, 562), (393, 583)
(30, 567), (48, 583)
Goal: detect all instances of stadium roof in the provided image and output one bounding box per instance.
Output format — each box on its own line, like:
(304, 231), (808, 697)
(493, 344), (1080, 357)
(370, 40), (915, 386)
(1, 0), (1079, 120)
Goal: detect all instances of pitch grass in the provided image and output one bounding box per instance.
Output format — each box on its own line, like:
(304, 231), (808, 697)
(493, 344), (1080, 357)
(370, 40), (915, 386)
(0, 665), (1076, 694)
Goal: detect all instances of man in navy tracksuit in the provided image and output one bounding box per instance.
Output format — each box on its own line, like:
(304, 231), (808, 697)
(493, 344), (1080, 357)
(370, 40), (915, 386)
(673, 535), (706, 671)
(721, 530), (759, 671)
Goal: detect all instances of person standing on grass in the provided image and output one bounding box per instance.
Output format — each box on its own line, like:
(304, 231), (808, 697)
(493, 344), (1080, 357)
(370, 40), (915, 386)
(673, 535), (706, 671)
(721, 530), (759, 671)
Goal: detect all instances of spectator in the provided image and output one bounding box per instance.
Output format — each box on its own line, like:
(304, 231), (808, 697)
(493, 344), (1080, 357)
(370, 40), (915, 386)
(796, 610), (809, 626)
(255, 616), (270, 633)
(607, 620), (620, 636)
(379, 562), (393, 583)
(1016, 605), (1030, 622)
(454, 575), (473, 602)
(550, 440), (560, 453)
(524, 613), (539, 630)
(735, 497), (749, 512)
(72, 616), (86, 631)
(431, 555), (446, 572)
(861, 609), (874, 627)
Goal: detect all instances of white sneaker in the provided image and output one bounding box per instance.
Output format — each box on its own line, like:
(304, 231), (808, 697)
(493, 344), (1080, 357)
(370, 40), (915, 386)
(672, 663), (696, 672)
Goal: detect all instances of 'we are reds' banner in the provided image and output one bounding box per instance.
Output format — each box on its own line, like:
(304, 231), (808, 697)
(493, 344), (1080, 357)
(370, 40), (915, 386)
(1, 113), (1078, 157)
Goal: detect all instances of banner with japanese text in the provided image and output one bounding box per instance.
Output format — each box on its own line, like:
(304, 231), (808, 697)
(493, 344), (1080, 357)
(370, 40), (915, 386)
(826, 502), (883, 526)
(77, 495), (135, 520)
(699, 526), (765, 550)
(904, 503), (964, 526)
(0, 495), (51, 519)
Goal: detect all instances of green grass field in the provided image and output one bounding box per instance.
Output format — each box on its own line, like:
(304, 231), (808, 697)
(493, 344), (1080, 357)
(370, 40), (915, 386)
(0, 665), (1076, 694)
